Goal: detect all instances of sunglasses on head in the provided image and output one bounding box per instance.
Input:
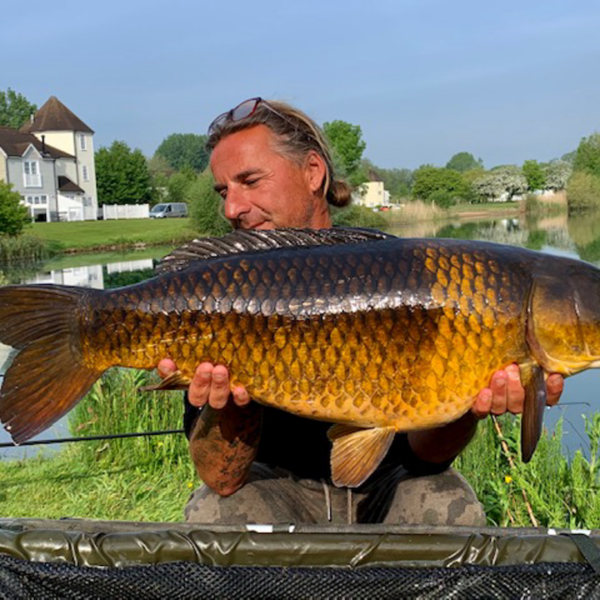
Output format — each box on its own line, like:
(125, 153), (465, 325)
(207, 97), (300, 137)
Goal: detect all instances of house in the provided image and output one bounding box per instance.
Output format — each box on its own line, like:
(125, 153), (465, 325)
(0, 96), (98, 221)
(353, 180), (390, 208)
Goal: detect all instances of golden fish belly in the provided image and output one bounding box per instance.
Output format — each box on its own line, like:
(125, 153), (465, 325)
(81, 238), (533, 432)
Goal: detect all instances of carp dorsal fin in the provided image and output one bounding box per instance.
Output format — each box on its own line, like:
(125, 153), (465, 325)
(520, 363), (547, 462)
(157, 228), (395, 274)
(328, 424), (396, 488)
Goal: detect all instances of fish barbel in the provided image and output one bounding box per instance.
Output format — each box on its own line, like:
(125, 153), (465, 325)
(1, 228), (600, 487)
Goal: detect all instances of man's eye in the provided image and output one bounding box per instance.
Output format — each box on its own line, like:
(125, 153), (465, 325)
(245, 179), (259, 186)
(219, 190), (227, 199)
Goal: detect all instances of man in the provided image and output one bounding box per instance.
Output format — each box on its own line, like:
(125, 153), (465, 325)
(159, 98), (564, 525)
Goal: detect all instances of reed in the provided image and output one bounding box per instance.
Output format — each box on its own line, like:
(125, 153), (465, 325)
(67, 369), (190, 471)
(524, 191), (568, 216)
(0, 234), (54, 262)
(383, 200), (445, 224)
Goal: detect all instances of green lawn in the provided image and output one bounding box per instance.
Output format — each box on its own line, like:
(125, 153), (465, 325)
(31, 218), (197, 251)
(449, 201), (522, 215)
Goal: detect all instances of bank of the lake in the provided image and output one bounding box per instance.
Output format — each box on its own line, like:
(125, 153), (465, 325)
(22, 202), (528, 255)
(30, 217), (198, 254)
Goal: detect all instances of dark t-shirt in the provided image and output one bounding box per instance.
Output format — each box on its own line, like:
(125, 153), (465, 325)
(183, 397), (451, 481)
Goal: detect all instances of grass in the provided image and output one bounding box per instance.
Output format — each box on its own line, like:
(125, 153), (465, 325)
(448, 201), (522, 216)
(3, 367), (600, 525)
(0, 370), (196, 521)
(30, 218), (197, 252)
(455, 414), (600, 528)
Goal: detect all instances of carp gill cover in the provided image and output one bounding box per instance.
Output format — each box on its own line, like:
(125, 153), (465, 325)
(1, 228), (599, 487)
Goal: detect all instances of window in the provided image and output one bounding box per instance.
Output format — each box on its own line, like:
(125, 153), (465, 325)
(79, 134), (87, 151)
(23, 161), (41, 187)
(24, 195), (48, 205)
(82, 165), (89, 181)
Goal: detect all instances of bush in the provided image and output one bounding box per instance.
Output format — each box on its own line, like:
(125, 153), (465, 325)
(0, 181), (30, 236)
(187, 171), (232, 236)
(412, 166), (471, 202)
(567, 171), (600, 211)
(429, 190), (456, 209)
(331, 204), (387, 229)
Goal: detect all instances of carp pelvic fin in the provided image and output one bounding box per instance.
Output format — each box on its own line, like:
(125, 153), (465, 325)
(520, 364), (547, 462)
(328, 424), (396, 488)
(140, 370), (192, 392)
(0, 285), (104, 444)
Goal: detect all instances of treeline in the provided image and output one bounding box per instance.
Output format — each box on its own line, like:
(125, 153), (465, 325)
(93, 119), (371, 234)
(364, 153), (573, 208)
(3, 88), (600, 239)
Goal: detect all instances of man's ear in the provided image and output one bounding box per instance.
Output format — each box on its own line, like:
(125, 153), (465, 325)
(304, 151), (327, 194)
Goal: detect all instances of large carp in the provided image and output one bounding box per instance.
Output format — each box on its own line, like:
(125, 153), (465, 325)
(0, 228), (598, 487)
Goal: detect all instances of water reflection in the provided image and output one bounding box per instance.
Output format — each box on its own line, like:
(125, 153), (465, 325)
(0, 253), (165, 460)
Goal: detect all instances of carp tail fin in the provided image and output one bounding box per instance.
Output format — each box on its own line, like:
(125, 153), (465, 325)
(520, 364), (547, 462)
(0, 285), (104, 444)
(328, 424), (396, 488)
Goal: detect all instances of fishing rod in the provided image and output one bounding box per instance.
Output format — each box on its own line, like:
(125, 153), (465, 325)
(0, 428), (185, 449)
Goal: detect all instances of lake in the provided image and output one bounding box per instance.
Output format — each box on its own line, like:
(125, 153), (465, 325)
(1, 212), (599, 460)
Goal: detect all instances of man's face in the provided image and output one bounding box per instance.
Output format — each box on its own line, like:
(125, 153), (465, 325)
(210, 125), (330, 230)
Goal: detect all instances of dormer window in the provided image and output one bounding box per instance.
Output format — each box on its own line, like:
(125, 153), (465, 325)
(79, 134), (87, 151)
(23, 161), (41, 187)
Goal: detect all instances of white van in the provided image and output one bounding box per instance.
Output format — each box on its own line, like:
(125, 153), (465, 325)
(149, 202), (188, 218)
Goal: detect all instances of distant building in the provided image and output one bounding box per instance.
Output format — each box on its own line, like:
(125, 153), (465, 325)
(0, 96), (97, 221)
(353, 181), (390, 208)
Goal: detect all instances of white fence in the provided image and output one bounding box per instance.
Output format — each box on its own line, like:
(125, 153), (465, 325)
(102, 204), (150, 220)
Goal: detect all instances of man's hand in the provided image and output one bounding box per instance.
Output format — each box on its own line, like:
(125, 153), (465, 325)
(471, 364), (564, 419)
(157, 359), (251, 409)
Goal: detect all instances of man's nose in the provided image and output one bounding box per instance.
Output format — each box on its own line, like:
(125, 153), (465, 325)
(223, 188), (248, 221)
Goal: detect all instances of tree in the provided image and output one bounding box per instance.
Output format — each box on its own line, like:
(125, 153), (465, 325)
(0, 88), (37, 129)
(561, 150), (577, 164)
(522, 160), (546, 191)
(542, 160), (572, 191)
(412, 166), (471, 205)
(155, 133), (209, 173)
(573, 132), (600, 178)
(188, 170), (232, 236)
(0, 181), (30, 236)
(167, 169), (197, 203)
(567, 171), (600, 211)
(471, 165), (527, 202)
(323, 120), (367, 188)
(445, 152), (483, 173)
(95, 141), (152, 205)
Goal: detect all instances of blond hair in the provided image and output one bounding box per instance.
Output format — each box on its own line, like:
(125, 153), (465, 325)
(206, 100), (352, 208)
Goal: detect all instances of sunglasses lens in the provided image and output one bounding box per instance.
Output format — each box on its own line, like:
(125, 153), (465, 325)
(208, 112), (228, 135)
(231, 98), (260, 122)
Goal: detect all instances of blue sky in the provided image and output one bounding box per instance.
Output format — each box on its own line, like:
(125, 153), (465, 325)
(3, 0), (599, 170)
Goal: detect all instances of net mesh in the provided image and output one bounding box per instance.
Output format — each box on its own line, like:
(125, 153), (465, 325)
(1, 555), (600, 600)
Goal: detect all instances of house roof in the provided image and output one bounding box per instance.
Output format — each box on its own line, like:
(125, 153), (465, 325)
(20, 96), (94, 134)
(0, 127), (74, 159)
(58, 176), (84, 193)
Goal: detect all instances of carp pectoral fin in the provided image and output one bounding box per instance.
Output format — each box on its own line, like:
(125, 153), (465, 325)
(328, 424), (396, 488)
(520, 364), (547, 463)
(140, 370), (192, 392)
